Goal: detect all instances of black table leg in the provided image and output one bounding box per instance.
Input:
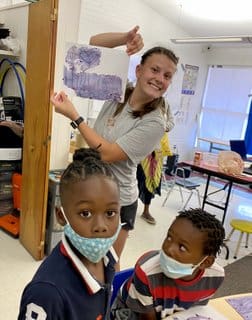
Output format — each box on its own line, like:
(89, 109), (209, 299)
(201, 174), (231, 260)
(221, 181), (233, 225)
(202, 174), (211, 210)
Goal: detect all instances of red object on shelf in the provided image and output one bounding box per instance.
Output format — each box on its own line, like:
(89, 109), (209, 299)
(0, 213), (20, 238)
(0, 172), (22, 238)
(12, 172), (22, 210)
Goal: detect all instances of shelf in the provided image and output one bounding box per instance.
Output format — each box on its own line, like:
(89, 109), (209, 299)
(0, 49), (18, 57)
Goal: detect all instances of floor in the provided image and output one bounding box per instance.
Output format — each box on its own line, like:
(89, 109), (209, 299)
(1, 179), (252, 319)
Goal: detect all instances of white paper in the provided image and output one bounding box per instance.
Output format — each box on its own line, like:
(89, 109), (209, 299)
(164, 305), (228, 320)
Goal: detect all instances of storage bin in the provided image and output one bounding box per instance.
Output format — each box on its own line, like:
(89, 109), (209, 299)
(0, 199), (13, 216)
(0, 171), (13, 181)
(0, 181), (12, 200)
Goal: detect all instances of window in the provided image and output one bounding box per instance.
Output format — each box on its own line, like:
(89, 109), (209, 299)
(199, 66), (252, 144)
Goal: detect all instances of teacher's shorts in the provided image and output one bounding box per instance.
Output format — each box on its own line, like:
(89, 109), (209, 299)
(120, 200), (138, 231)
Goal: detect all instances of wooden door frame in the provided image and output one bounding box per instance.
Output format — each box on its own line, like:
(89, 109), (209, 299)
(20, 0), (58, 260)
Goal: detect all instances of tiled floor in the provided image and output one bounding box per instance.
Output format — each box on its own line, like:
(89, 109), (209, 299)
(1, 180), (251, 319)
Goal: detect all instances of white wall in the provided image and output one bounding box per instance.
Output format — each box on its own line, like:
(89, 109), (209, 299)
(50, 0), (81, 169)
(205, 46), (252, 67)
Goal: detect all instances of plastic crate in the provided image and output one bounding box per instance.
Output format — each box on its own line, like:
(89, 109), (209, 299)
(0, 199), (13, 216)
(0, 181), (12, 200)
(0, 161), (19, 172)
(0, 171), (13, 182)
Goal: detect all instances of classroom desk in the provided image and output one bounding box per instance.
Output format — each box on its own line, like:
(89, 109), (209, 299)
(164, 293), (252, 319)
(198, 137), (230, 152)
(181, 161), (252, 225)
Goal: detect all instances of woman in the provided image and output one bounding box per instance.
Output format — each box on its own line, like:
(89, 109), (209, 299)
(137, 102), (174, 225)
(51, 25), (179, 262)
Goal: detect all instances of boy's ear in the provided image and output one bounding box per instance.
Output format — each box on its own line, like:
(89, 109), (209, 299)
(55, 207), (66, 226)
(199, 256), (215, 270)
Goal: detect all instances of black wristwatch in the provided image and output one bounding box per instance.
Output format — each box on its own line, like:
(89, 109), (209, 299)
(70, 116), (84, 129)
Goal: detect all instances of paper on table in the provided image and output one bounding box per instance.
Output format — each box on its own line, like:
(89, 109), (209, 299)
(164, 305), (228, 320)
(227, 296), (252, 319)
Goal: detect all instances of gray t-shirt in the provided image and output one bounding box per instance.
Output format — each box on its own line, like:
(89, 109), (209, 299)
(94, 100), (166, 206)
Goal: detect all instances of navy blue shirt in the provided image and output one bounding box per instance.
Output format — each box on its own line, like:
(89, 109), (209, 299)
(18, 235), (118, 320)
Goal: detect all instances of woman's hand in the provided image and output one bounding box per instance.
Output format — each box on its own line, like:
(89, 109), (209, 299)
(126, 26), (144, 55)
(50, 91), (79, 121)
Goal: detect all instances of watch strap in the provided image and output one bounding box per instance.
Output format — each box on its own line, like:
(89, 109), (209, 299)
(70, 116), (84, 129)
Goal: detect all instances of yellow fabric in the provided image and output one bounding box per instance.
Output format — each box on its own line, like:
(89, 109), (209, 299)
(160, 133), (172, 156)
(141, 150), (163, 194)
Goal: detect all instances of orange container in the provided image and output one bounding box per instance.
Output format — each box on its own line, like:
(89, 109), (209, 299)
(12, 173), (22, 210)
(193, 151), (202, 164)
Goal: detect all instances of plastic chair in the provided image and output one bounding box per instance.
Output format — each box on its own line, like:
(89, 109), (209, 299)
(226, 219), (252, 259)
(162, 167), (201, 209)
(111, 268), (134, 306)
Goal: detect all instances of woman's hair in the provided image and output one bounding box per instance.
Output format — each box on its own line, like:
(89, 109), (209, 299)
(114, 46), (179, 118)
(59, 148), (118, 197)
(141, 46), (179, 66)
(177, 208), (225, 257)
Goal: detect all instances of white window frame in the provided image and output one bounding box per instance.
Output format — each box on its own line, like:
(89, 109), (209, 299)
(198, 65), (252, 149)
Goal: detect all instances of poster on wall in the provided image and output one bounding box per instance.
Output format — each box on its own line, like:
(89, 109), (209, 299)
(181, 64), (199, 95)
(176, 95), (191, 125)
(175, 64), (199, 125)
(63, 43), (129, 102)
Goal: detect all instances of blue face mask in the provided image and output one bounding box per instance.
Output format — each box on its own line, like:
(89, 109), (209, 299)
(160, 249), (207, 279)
(61, 207), (121, 263)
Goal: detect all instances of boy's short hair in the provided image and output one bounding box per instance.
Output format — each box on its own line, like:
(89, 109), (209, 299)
(60, 148), (118, 197)
(176, 208), (225, 257)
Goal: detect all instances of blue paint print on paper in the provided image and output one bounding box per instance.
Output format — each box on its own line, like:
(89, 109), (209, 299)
(64, 44), (123, 102)
(173, 315), (213, 320)
(227, 296), (252, 320)
(170, 305), (228, 320)
(65, 45), (101, 72)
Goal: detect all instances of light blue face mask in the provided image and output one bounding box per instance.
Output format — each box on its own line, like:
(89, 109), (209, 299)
(61, 207), (121, 263)
(160, 249), (207, 279)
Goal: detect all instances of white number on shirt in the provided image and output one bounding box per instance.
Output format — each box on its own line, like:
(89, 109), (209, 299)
(25, 303), (47, 320)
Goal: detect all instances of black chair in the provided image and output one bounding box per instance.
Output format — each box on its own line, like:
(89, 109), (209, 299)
(229, 140), (248, 160)
(162, 167), (201, 209)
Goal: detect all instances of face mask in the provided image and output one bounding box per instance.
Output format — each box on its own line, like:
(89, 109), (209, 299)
(160, 249), (207, 279)
(61, 207), (121, 263)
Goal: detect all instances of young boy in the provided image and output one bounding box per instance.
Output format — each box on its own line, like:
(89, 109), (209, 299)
(18, 148), (121, 320)
(112, 208), (225, 320)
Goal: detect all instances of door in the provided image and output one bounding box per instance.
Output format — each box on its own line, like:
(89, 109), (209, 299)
(20, 0), (58, 260)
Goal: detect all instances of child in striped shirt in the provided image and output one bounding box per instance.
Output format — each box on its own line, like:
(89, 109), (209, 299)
(112, 208), (225, 320)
